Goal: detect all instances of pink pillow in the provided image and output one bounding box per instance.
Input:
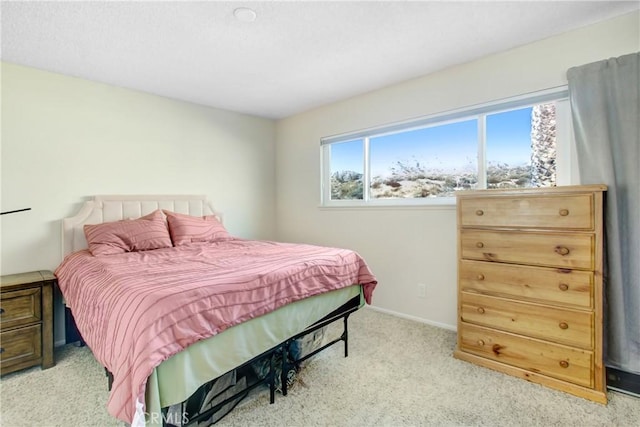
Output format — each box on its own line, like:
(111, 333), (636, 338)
(163, 210), (233, 246)
(84, 210), (172, 256)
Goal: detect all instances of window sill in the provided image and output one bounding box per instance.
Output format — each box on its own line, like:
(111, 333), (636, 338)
(318, 199), (457, 211)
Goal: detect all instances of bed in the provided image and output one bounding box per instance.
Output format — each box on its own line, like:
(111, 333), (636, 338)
(55, 195), (377, 426)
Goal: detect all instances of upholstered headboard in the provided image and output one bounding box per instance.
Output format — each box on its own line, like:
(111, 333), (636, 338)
(62, 195), (220, 257)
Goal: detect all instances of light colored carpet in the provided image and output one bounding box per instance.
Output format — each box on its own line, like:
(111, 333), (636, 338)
(1, 308), (638, 427)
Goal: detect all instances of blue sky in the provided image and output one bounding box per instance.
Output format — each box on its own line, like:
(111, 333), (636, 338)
(330, 107), (533, 177)
(486, 107), (534, 167)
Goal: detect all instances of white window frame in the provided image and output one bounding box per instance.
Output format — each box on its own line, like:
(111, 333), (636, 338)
(321, 87), (573, 208)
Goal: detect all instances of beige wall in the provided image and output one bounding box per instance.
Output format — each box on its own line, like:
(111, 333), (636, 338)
(274, 11), (640, 329)
(1, 62), (277, 342)
(1, 11), (637, 343)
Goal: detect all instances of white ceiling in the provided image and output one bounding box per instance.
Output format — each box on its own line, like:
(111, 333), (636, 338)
(1, 1), (638, 119)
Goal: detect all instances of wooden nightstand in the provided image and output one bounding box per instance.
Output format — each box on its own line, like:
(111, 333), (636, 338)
(1, 270), (55, 375)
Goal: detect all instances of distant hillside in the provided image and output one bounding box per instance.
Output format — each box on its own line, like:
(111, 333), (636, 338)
(331, 162), (534, 200)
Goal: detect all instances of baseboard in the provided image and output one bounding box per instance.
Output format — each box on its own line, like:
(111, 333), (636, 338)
(55, 339), (66, 347)
(606, 366), (640, 397)
(365, 305), (456, 331)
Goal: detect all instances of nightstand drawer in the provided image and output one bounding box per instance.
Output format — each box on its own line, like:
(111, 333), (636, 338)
(0, 324), (42, 369)
(459, 260), (593, 309)
(0, 287), (42, 331)
(459, 323), (593, 387)
(461, 293), (593, 349)
(459, 194), (594, 230)
(460, 230), (594, 270)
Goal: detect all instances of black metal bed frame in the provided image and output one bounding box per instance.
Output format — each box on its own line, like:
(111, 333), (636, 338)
(170, 294), (361, 426)
(103, 295), (361, 426)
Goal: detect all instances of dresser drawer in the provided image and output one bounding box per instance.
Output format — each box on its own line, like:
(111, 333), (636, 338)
(0, 324), (42, 369)
(0, 287), (42, 331)
(459, 194), (594, 230)
(459, 260), (593, 309)
(460, 230), (594, 270)
(459, 323), (593, 387)
(461, 293), (593, 349)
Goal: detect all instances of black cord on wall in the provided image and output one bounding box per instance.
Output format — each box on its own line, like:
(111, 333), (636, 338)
(0, 208), (31, 215)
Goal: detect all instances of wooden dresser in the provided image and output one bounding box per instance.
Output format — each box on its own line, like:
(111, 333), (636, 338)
(0, 270), (55, 375)
(454, 185), (607, 403)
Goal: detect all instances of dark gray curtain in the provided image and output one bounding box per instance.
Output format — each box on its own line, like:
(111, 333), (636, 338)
(567, 52), (639, 375)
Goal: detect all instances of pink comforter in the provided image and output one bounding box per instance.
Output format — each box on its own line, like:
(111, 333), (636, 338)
(55, 239), (377, 423)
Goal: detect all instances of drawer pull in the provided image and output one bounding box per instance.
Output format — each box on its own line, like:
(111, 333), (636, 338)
(0, 308), (4, 314)
(555, 246), (570, 256)
(0, 347), (4, 354)
(559, 360), (569, 368)
(475, 209), (484, 216)
(558, 283), (569, 291)
(477, 307), (485, 314)
(476, 242), (484, 248)
(477, 274), (485, 281)
(559, 322), (569, 330)
(559, 209), (570, 216)
(477, 339), (485, 346)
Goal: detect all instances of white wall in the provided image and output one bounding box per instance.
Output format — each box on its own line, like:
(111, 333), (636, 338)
(1, 62), (277, 342)
(274, 11), (640, 329)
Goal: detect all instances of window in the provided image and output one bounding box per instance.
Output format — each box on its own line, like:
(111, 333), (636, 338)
(321, 88), (569, 206)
